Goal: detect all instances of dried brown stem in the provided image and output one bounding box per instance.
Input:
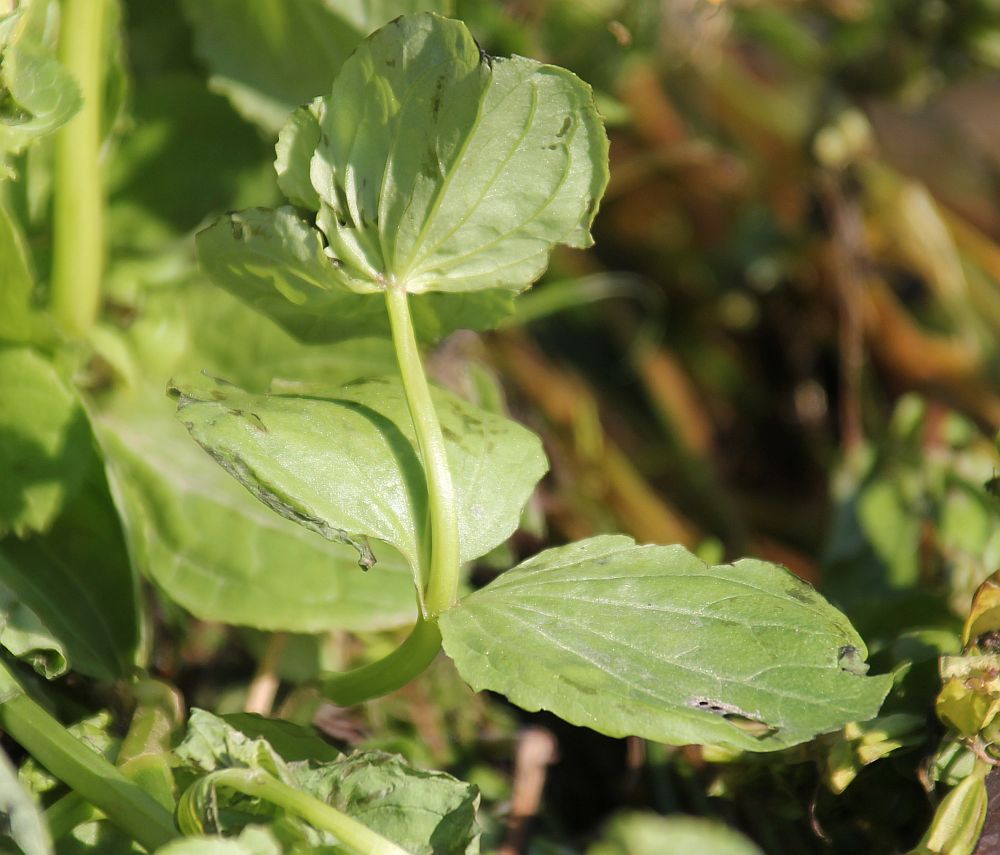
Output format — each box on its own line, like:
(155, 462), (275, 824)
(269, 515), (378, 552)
(499, 727), (559, 855)
(244, 632), (289, 716)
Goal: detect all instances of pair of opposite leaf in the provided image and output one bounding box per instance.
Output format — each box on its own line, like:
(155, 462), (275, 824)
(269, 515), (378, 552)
(178, 13), (891, 753)
(186, 11), (606, 585)
(197, 12), (607, 344)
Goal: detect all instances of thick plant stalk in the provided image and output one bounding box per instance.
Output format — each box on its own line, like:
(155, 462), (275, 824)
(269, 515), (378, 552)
(319, 282), (459, 706)
(51, 0), (106, 336)
(0, 664), (179, 851)
(317, 281), (484, 706)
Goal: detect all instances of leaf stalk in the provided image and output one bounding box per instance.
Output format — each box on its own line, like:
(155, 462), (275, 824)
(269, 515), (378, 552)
(179, 767), (410, 855)
(321, 617), (441, 706)
(0, 662), (179, 851)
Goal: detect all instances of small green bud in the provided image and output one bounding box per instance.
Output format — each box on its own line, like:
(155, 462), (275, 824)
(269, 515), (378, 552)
(910, 764), (989, 855)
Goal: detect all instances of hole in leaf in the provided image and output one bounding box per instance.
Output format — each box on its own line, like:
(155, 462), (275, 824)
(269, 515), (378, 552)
(686, 697), (778, 740)
(837, 645), (870, 676)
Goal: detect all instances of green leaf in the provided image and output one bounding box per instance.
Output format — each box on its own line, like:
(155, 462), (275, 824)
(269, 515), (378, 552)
(0, 581), (67, 678)
(274, 100), (322, 210)
(198, 14), (607, 338)
(171, 375), (547, 593)
(0, 12), (82, 171)
(155, 827), (281, 855)
(0, 347), (91, 536)
(113, 275), (400, 395)
(175, 711), (341, 773)
(0, 204), (50, 344)
(439, 536), (892, 752)
(306, 13), (608, 296)
(196, 207), (517, 343)
(822, 396), (1000, 637)
(0, 745), (52, 855)
(181, 0), (451, 134)
(300, 751), (480, 855)
(218, 714), (342, 764)
(195, 206), (387, 340)
(174, 709), (291, 778)
(0, 455), (141, 681)
(96, 393), (417, 632)
(177, 710), (480, 855)
(106, 74), (278, 249)
(588, 814), (764, 855)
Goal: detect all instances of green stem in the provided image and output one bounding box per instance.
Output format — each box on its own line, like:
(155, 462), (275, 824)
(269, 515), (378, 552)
(180, 768), (410, 855)
(51, 0), (106, 336)
(0, 665), (178, 850)
(118, 679), (184, 811)
(44, 792), (101, 841)
(321, 617), (441, 706)
(385, 283), (461, 617)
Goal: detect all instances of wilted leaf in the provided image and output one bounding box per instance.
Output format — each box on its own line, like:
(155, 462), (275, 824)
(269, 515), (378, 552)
(440, 536), (892, 752)
(299, 751), (480, 855)
(176, 710), (480, 855)
(174, 709), (293, 778)
(216, 714), (342, 764)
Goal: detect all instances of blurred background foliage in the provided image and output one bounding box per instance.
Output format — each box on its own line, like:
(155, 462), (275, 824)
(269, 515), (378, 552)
(5, 0), (1000, 852)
